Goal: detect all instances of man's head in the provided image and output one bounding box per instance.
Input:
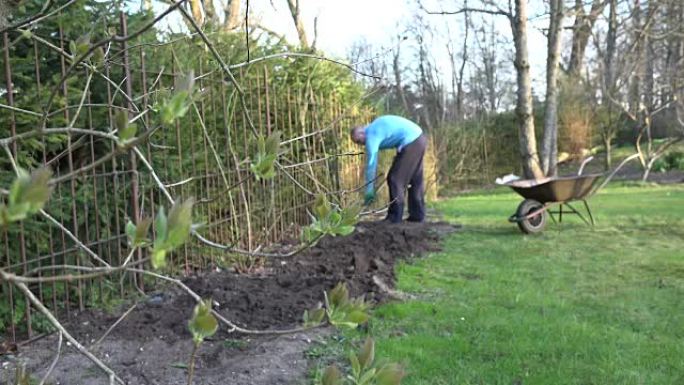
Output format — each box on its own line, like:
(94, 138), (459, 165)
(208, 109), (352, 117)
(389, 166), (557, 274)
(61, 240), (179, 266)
(350, 126), (366, 145)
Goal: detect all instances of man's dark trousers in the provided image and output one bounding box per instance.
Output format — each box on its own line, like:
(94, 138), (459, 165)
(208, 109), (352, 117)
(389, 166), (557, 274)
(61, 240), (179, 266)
(386, 134), (427, 223)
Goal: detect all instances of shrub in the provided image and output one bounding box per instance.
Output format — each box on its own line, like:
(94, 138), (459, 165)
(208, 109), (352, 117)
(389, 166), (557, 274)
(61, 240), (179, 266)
(653, 151), (684, 173)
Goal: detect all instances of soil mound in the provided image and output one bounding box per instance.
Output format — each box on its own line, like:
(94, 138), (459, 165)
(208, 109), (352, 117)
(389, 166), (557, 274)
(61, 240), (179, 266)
(13, 221), (458, 385)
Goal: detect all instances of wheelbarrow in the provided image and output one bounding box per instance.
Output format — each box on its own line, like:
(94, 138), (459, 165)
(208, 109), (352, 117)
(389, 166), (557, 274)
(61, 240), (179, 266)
(503, 154), (639, 234)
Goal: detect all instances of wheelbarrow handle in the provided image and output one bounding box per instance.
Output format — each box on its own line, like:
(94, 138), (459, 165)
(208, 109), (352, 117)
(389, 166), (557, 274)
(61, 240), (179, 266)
(577, 156), (594, 176)
(589, 153), (641, 196)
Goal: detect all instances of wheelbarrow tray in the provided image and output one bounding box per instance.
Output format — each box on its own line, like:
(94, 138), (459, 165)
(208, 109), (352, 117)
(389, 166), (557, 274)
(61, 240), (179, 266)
(506, 173), (603, 204)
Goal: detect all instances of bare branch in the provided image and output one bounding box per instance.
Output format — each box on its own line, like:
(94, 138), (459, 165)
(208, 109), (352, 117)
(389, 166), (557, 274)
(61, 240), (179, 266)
(0, 269), (124, 384)
(229, 52), (383, 80)
(38, 331), (62, 385)
(418, 0), (511, 18)
(0, 0), (77, 35)
(90, 303), (138, 349)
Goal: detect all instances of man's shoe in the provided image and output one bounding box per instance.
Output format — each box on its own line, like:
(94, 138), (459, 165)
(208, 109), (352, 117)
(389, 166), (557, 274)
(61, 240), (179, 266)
(382, 215), (402, 223)
(406, 217), (424, 223)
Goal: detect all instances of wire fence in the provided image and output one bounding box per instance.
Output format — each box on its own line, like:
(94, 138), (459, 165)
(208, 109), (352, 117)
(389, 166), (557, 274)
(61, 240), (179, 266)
(0, 9), (438, 343)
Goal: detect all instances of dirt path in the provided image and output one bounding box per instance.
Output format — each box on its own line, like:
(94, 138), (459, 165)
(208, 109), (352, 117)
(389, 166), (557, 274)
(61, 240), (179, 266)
(4, 221), (457, 385)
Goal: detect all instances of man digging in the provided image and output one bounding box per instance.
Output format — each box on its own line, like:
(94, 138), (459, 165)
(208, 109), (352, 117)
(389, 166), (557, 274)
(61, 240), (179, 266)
(351, 115), (427, 223)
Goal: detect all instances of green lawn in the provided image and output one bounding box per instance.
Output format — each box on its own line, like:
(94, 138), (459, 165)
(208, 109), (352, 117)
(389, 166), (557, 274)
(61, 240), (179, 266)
(368, 184), (684, 385)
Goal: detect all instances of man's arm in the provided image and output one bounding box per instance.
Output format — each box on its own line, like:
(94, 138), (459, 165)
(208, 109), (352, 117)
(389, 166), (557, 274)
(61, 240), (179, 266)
(365, 135), (381, 194)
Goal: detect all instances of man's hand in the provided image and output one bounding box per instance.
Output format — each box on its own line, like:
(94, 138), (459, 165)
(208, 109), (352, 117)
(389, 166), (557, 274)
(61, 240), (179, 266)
(364, 191), (376, 205)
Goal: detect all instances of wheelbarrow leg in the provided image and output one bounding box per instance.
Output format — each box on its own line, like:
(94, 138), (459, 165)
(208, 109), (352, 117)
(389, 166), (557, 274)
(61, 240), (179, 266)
(583, 200), (595, 226)
(548, 204), (557, 225)
(559, 204), (563, 223)
(564, 202), (592, 227)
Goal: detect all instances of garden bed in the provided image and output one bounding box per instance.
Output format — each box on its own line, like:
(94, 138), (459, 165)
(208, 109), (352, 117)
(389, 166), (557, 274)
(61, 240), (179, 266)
(5, 220), (457, 385)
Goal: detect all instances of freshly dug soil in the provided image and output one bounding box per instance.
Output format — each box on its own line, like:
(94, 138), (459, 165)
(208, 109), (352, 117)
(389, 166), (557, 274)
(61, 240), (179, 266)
(7, 221), (457, 385)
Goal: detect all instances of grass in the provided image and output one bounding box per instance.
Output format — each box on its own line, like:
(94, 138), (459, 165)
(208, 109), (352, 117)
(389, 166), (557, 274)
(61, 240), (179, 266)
(360, 183), (684, 385)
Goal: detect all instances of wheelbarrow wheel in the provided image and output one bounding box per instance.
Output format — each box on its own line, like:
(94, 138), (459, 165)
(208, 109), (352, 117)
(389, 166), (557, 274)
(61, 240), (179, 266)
(516, 199), (547, 234)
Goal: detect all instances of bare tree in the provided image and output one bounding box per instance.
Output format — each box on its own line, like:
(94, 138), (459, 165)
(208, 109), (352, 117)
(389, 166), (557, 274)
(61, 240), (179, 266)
(392, 35), (412, 114)
(599, 0), (619, 169)
(568, 0), (607, 76)
(541, 0), (565, 176)
(470, 20), (510, 116)
(423, 0), (544, 178)
(223, 0), (241, 30)
(445, 6), (470, 122)
(599, 0), (683, 180)
(190, 0), (205, 26)
(286, 0), (310, 49)
(510, 0), (545, 178)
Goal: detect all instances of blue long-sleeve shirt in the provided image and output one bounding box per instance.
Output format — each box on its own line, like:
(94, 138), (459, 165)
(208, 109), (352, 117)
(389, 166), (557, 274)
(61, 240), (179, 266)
(364, 115), (422, 194)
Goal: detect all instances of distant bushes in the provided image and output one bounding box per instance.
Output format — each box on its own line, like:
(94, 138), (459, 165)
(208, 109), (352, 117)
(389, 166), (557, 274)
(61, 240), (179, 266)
(653, 151), (684, 172)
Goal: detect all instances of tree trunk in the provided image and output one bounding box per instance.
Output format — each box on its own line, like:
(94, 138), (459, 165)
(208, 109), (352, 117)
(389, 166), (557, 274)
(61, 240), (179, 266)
(447, 40), (458, 119)
(223, 0), (241, 31)
(189, 0), (204, 26)
(541, 0), (564, 176)
(603, 0), (617, 100)
(456, 10), (469, 121)
(603, 135), (612, 170)
(286, 0), (310, 49)
(202, 0), (218, 25)
(568, 0), (606, 76)
(510, 0), (544, 179)
(629, 0), (643, 129)
(601, 0), (618, 170)
(392, 40), (411, 114)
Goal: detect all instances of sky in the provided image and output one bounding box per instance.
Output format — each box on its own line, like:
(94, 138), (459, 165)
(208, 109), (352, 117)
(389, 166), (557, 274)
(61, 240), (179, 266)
(156, 0), (552, 95)
(251, 0), (551, 93)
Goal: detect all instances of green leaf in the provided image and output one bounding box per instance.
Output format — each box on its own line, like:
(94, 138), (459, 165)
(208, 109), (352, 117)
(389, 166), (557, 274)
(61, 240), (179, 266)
(249, 132), (280, 181)
(310, 308), (326, 323)
(114, 110), (129, 132)
(76, 43), (90, 58)
(154, 206), (168, 249)
(166, 198), (194, 249)
(0, 205), (9, 226)
(302, 226), (315, 243)
(340, 204), (362, 226)
(128, 217), (152, 247)
(8, 168), (30, 207)
(329, 211), (342, 225)
(7, 167), (53, 221)
(151, 247), (167, 270)
(21, 167), (52, 212)
(74, 34), (91, 57)
(119, 123), (137, 143)
(303, 307), (326, 327)
(264, 131), (281, 155)
(329, 283), (349, 308)
(336, 225), (355, 236)
(357, 337), (375, 369)
(135, 218), (152, 245)
(69, 40), (77, 56)
(160, 91), (190, 125)
(313, 194), (331, 220)
(346, 310), (369, 326)
(188, 299), (218, 343)
(92, 46), (105, 66)
(349, 352), (361, 379)
(359, 368), (377, 385)
(321, 365), (342, 385)
(126, 220), (136, 245)
(375, 363), (405, 385)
